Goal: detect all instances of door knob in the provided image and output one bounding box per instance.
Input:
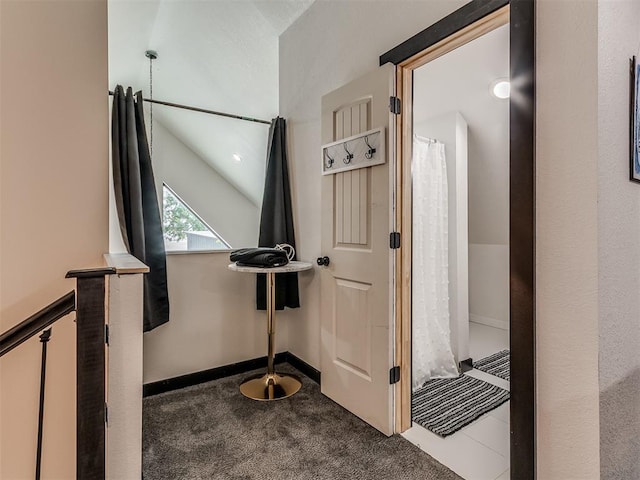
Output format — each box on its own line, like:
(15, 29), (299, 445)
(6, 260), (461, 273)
(317, 256), (330, 267)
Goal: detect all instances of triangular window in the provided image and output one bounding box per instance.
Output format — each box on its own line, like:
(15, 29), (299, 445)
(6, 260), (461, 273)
(162, 183), (231, 251)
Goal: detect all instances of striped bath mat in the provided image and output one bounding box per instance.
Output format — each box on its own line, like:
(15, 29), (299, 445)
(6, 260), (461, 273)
(412, 375), (510, 437)
(473, 350), (510, 381)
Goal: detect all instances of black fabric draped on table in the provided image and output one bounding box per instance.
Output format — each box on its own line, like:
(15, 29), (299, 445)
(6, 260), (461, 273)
(257, 117), (300, 310)
(111, 86), (169, 331)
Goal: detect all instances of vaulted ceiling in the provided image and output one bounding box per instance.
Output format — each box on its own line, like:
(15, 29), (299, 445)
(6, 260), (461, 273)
(108, 0), (314, 206)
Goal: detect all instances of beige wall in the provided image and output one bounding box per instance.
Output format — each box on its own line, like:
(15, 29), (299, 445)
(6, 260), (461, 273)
(108, 122), (273, 383)
(143, 252), (317, 383)
(597, 1), (640, 478)
(0, 0), (108, 478)
(280, 0), (465, 369)
(536, 0), (600, 477)
(0, 2), (593, 479)
(468, 244), (509, 329)
(106, 265), (145, 480)
(282, 0), (602, 478)
(0, 1), (605, 477)
(136, 124), (285, 383)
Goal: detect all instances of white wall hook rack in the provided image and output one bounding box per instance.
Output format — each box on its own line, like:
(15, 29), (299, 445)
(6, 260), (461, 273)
(321, 127), (386, 175)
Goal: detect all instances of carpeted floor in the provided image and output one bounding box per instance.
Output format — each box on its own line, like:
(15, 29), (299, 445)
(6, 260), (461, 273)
(143, 364), (462, 480)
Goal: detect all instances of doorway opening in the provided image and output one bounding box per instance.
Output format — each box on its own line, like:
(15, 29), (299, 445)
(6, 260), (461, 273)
(405, 17), (510, 480)
(381, 1), (534, 479)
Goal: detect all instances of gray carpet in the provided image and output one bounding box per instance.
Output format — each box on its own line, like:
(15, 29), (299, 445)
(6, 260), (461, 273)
(143, 364), (461, 480)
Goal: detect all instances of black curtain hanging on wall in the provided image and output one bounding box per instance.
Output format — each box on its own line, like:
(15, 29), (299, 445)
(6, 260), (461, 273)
(257, 117), (300, 310)
(111, 85), (169, 331)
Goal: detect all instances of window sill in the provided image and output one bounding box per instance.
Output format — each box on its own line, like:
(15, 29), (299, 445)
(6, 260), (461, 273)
(166, 249), (232, 256)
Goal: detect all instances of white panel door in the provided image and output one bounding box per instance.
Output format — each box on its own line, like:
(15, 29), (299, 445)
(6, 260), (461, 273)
(320, 64), (394, 436)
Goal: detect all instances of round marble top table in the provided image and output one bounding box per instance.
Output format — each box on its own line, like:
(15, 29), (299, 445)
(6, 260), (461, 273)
(228, 261), (312, 401)
(227, 260), (312, 275)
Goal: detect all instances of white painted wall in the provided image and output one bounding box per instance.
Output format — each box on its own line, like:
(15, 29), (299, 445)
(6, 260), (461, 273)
(411, 23), (510, 336)
(108, 119), (268, 384)
(0, 1), (108, 477)
(107, 0), (312, 208)
(152, 121), (260, 249)
(468, 244), (509, 330)
(282, 0), (601, 477)
(132, 0), (482, 390)
(0, 2), (614, 478)
(412, 24), (510, 247)
(142, 252), (320, 383)
(536, 0), (600, 477)
(415, 113), (469, 363)
(280, 0), (466, 370)
(597, 1), (640, 478)
(106, 261), (145, 480)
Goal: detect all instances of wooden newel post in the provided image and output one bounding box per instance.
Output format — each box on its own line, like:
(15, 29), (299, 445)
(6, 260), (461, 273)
(66, 268), (116, 480)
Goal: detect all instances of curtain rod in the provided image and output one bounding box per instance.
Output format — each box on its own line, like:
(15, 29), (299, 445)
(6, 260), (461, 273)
(108, 90), (272, 125)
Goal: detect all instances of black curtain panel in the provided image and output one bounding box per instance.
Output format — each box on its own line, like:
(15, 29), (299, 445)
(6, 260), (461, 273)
(111, 86), (170, 331)
(257, 117), (300, 310)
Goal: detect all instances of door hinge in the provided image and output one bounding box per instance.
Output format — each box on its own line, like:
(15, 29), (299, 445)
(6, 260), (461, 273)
(105, 403), (109, 426)
(104, 324), (109, 346)
(389, 96), (401, 114)
(390, 232), (401, 249)
(389, 366), (401, 384)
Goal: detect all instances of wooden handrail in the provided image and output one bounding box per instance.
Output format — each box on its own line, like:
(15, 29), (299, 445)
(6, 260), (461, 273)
(1, 265), (119, 480)
(0, 291), (76, 358)
(65, 266), (116, 279)
(0, 268), (116, 358)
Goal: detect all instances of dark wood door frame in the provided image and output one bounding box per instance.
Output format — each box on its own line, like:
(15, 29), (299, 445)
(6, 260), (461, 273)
(380, 1), (535, 479)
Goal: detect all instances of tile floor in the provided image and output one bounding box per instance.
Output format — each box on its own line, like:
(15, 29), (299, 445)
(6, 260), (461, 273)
(402, 322), (510, 480)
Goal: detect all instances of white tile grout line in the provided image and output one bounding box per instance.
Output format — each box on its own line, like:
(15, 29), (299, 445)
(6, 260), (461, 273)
(466, 368), (510, 391)
(494, 467), (510, 480)
(487, 404), (510, 425)
(458, 420), (509, 458)
(403, 423), (509, 480)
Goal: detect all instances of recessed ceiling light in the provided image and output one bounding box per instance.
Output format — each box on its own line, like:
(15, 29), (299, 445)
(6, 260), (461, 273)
(491, 79), (510, 99)
(233, 153), (242, 162)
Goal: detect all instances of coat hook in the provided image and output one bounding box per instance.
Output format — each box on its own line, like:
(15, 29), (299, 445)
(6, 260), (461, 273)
(364, 135), (376, 159)
(324, 150), (334, 168)
(343, 142), (354, 164)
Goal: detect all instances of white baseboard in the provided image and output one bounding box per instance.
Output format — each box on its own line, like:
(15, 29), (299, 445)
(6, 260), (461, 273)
(470, 313), (509, 331)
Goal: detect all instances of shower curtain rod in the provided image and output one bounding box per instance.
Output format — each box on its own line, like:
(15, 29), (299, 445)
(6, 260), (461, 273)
(108, 90), (272, 125)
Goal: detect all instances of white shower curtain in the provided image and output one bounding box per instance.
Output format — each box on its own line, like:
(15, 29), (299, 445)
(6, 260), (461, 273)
(412, 135), (459, 390)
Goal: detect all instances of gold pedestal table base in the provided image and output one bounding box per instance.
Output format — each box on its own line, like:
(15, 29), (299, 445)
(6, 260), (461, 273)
(239, 372), (302, 401)
(228, 261), (312, 401)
